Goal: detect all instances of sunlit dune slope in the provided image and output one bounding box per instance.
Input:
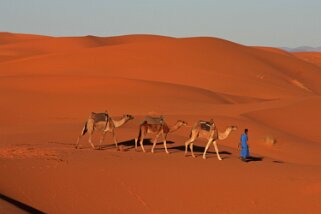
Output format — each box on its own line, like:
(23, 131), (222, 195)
(1, 33), (321, 99)
(294, 52), (321, 68)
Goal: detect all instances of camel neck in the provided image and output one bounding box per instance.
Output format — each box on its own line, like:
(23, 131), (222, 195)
(113, 117), (128, 128)
(218, 128), (232, 140)
(169, 123), (182, 133)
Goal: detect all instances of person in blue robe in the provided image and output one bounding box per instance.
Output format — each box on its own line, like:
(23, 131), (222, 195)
(239, 129), (250, 162)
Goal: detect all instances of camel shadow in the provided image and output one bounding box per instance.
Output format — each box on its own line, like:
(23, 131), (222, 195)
(98, 139), (136, 150)
(48, 141), (75, 146)
(169, 145), (232, 157)
(0, 193), (45, 214)
(99, 139), (175, 151)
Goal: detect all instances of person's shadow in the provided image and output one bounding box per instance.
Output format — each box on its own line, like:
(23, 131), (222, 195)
(245, 156), (264, 162)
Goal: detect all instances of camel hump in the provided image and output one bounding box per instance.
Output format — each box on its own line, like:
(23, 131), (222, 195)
(142, 115), (165, 125)
(90, 112), (109, 123)
(199, 120), (216, 131)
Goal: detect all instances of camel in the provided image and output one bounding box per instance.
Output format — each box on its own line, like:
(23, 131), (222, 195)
(135, 116), (187, 154)
(75, 111), (134, 150)
(184, 119), (237, 160)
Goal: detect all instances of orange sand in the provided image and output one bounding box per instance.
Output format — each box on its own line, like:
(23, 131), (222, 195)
(0, 32), (321, 213)
(294, 52), (321, 68)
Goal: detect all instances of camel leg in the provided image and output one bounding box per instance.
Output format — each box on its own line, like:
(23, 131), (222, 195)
(98, 132), (106, 150)
(184, 137), (195, 157)
(112, 130), (119, 151)
(185, 138), (194, 157)
(88, 131), (96, 150)
(135, 126), (142, 151)
(75, 125), (87, 149)
(184, 140), (189, 156)
(139, 132), (146, 153)
(151, 133), (161, 153)
(163, 134), (169, 154)
(135, 138), (138, 151)
(190, 143), (196, 158)
(213, 140), (222, 160)
(75, 135), (81, 149)
(203, 138), (213, 160)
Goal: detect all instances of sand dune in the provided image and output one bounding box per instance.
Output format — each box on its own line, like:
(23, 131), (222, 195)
(0, 32), (49, 45)
(294, 52), (321, 68)
(0, 33), (172, 63)
(1, 35), (321, 99)
(0, 33), (321, 213)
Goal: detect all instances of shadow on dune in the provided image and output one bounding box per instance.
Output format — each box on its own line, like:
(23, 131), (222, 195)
(99, 139), (174, 151)
(272, 160), (284, 164)
(245, 156), (264, 162)
(48, 141), (75, 146)
(170, 145), (232, 155)
(0, 193), (45, 214)
(98, 140), (233, 158)
(99, 139), (136, 150)
(98, 140), (232, 158)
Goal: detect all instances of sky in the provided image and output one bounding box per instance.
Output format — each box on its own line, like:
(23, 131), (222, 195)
(0, 0), (320, 47)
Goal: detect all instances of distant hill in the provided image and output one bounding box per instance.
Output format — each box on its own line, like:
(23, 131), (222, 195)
(281, 46), (321, 52)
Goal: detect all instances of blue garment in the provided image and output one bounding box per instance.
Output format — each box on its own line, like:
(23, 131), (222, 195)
(240, 133), (250, 158)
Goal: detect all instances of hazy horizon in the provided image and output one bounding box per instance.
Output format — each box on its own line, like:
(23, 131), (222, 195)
(1, 0), (320, 48)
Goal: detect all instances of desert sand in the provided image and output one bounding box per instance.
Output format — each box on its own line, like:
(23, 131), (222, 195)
(0, 32), (321, 213)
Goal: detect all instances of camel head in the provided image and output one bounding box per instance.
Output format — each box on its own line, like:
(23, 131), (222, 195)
(177, 120), (188, 127)
(217, 125), (238, 140)
(168, 120), (188, 133)
(123, 114), (134, 121)
(228, 125), (238, 131)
